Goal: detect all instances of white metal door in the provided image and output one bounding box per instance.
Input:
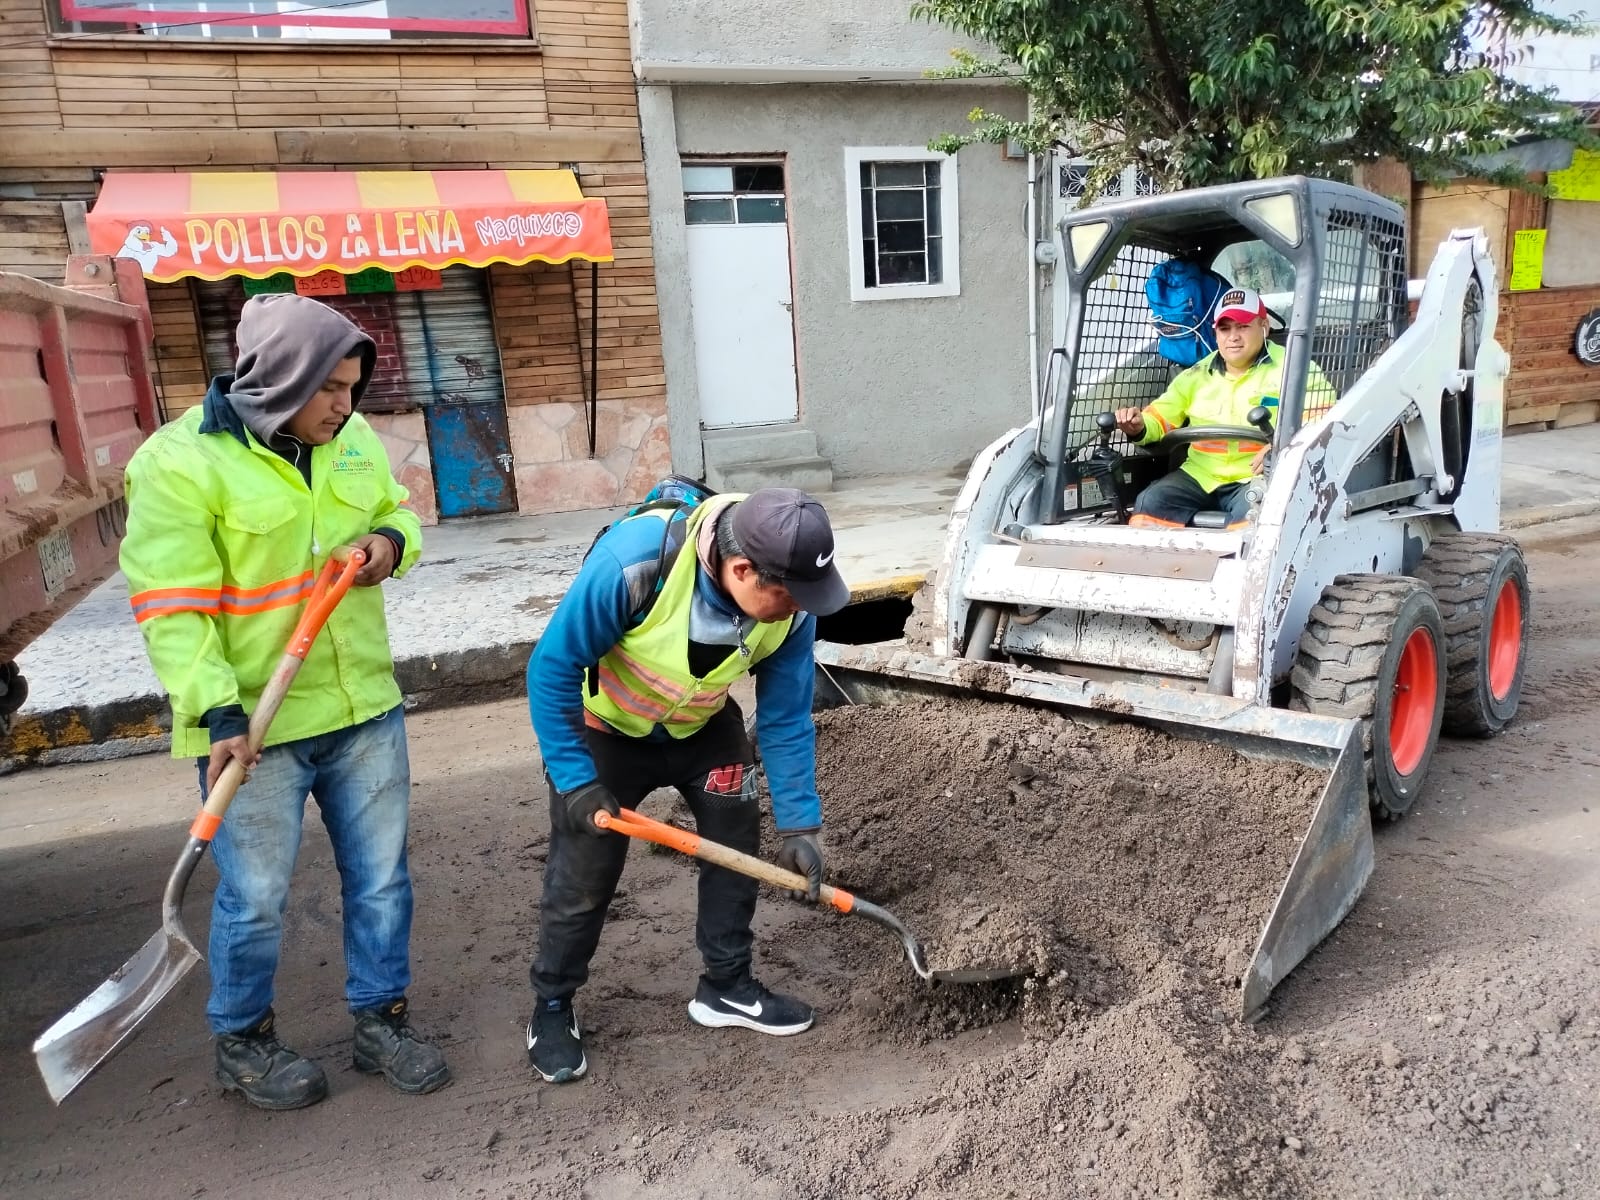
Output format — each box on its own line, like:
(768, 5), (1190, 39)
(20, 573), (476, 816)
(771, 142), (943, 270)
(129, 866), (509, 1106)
(683, 161), (798, 428)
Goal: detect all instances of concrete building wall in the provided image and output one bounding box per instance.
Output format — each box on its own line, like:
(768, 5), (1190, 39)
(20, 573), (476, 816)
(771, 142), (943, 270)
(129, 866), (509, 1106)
(666, 83), (1030, 478)
(631, 0), (985, 76)
(1500, 1), (1600, 102)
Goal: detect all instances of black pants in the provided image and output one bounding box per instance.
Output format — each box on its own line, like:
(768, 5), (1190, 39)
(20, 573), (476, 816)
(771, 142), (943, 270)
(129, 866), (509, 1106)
(1132, 470), (1250, 527)
(530, 703), (760, 1002)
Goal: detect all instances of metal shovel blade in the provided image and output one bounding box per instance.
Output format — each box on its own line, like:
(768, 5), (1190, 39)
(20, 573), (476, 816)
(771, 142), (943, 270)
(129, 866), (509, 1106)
(32, 925), (201, 1104)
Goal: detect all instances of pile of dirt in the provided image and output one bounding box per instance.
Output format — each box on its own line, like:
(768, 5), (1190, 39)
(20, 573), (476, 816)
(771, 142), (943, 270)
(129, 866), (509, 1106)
(688, 697), (1323, 1197)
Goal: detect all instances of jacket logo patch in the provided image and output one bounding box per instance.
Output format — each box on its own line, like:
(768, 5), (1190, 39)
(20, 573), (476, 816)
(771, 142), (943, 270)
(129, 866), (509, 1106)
(332, 444), (375, 474)
(704, 764), (745, 795)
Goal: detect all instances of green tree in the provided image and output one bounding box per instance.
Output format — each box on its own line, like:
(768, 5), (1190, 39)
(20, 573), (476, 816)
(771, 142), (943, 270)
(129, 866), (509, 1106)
(915, 0), (1591, 194)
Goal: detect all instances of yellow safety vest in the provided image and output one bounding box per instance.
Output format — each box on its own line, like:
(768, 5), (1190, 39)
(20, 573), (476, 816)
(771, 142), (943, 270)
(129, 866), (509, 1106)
(583, 496), (793, 738)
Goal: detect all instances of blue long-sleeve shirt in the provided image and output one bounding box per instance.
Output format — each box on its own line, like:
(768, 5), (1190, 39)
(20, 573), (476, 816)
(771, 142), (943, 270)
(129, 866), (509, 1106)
(526, 513), (822, 831)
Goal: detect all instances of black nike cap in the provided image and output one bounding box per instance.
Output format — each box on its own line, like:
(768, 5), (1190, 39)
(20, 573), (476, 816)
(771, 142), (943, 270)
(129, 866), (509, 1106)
(729, 488), (851, 616)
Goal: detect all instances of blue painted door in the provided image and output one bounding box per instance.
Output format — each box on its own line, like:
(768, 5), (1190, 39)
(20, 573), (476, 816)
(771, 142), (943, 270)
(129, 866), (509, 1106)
(404, 269), (517, 519)
(424, 400), (517, 518)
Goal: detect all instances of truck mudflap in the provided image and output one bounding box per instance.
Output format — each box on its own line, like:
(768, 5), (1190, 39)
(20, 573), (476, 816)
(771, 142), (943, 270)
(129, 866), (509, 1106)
(812, 640), (1375, 1019)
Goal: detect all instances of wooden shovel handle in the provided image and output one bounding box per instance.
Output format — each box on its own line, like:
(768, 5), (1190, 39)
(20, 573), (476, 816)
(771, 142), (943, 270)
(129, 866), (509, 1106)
(596, 807), (856, 915)
(188, 549), (366, 841)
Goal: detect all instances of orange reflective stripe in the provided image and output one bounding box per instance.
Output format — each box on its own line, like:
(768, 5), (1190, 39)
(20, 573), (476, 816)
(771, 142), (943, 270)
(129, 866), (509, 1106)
(1129, 513), (1186, 529)
(1191, 440), (1243, 454)
(595, 666), (673, 721)
(129, 586), (222, 623)
(219, 573), (314, 615)
(1143, 407), (1176, 434)
(1225, 520), (1252, 531)
(221, 570), (313, 602)
(610, 647), (687, 699)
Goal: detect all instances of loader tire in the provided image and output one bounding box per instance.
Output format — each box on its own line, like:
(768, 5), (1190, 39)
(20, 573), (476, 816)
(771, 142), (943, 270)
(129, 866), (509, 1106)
(1415, 533), (1530, 736)
(1290, 575), (1446, 822)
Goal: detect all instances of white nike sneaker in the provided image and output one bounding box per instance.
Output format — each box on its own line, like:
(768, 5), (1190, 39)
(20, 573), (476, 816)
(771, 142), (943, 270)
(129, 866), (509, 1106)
(686, 977), (814, 1036)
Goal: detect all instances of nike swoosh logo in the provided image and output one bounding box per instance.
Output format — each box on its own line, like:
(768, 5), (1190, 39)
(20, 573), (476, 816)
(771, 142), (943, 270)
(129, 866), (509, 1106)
(815, 550), (835, 568)
(721, 996), (764, 1017)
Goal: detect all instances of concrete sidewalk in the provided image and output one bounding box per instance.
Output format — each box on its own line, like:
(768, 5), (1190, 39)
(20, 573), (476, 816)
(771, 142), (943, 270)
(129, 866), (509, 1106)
(4, 425), (1596, 770)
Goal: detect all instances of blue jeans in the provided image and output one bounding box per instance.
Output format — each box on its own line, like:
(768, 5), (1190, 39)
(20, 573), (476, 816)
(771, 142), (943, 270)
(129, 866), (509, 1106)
(199, 705), (413, 1034)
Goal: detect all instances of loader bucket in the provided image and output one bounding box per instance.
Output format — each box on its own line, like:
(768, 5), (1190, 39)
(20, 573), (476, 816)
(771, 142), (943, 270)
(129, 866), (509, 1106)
(812, 641), (1374, 1019)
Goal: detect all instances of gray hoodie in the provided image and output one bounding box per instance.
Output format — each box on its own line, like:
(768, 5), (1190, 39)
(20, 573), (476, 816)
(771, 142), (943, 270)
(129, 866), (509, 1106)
(228, 293), (377, 445)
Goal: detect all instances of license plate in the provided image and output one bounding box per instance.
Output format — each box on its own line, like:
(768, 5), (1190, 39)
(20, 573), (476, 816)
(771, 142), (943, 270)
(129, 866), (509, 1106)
(38, 530), (75, 599)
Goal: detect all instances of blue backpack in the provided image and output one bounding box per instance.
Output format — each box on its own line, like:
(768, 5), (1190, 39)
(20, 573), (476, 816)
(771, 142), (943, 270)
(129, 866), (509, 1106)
(584, 474), (718, 623)
(1145, 260), (1229, 367)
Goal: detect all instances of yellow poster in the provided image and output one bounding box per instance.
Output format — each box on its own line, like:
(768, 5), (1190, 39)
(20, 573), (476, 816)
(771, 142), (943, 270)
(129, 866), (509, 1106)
(1548, 148), (1600, 201)
(1509, 228), (1547, 292)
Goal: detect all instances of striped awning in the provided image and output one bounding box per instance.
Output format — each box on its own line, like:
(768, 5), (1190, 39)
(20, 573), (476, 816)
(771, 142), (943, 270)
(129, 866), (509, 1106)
(87, 169), (613, 283)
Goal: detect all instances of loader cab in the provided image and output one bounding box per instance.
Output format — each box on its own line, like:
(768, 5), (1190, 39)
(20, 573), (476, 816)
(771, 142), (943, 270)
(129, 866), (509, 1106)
(1037, 176), (1410, 527)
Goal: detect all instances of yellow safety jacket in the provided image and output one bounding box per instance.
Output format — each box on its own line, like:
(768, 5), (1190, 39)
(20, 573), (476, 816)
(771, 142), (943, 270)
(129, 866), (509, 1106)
(583, 496), (794, 737)
(1138, 342), (1337, 493)
(120, 402), (422, 758)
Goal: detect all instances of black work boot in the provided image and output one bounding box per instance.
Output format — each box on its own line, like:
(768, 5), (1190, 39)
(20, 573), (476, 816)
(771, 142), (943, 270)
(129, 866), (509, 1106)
(214, 1009), (329, 1111)
(352, 997), (451, 1095)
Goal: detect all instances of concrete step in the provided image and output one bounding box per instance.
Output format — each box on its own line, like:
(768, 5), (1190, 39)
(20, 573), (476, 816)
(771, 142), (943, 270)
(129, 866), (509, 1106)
(702, 424), (819, 468)
(707, 455), (834, 494)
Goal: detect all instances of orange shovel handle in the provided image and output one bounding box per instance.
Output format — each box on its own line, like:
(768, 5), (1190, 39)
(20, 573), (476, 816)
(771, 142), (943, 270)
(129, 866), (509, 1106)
(596, 807), (855, 915)
(188, 547), (366, 841)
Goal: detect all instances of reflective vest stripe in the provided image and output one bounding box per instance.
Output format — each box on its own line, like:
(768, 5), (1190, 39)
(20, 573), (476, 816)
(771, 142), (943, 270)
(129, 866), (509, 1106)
(595, 665), (674, 721)
(610, 646), (690, 700)
(219, 574), (314, 615)
(130, 588), (223, 623)
(1144, 407), (1177, 434)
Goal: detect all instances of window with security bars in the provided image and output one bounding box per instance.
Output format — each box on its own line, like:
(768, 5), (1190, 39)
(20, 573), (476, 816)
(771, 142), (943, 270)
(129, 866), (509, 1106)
(860, 161), (942, 287)
(49, 1), (534, 40)
(846, 148), (961, 301)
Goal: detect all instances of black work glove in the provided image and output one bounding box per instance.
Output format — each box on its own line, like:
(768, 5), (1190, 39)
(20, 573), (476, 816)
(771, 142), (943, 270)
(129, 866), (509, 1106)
(775, 831), (824, 903)
(562, 781), (620, 838)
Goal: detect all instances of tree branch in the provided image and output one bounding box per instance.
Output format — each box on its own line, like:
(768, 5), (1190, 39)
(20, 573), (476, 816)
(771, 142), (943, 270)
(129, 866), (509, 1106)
(1139, 0), (1191, 124)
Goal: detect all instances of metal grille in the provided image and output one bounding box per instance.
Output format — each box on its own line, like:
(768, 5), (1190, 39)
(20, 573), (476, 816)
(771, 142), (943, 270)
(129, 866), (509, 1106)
(1044, 244), (1176, 481)
(1311, 208), (1409, 396)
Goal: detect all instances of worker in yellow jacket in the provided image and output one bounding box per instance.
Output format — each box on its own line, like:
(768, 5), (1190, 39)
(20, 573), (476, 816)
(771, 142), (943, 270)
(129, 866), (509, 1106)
(1115, 286), (1337, 529)
(120, 293), (446, 1111)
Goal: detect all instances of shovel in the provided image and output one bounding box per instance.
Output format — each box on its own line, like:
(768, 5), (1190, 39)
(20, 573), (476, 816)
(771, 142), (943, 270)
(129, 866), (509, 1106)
(593, 807), (1024, 985)
(32, 548), (365, 1104)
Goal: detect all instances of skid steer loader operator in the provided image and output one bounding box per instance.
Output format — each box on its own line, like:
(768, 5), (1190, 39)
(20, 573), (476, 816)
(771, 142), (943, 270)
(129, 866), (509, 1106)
(1114, 286), (1337, 529)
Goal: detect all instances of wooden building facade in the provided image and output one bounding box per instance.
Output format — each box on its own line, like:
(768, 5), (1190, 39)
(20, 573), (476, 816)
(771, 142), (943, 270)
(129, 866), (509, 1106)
(1360, 157), (1600, 435)
(0, 0), (670, 522)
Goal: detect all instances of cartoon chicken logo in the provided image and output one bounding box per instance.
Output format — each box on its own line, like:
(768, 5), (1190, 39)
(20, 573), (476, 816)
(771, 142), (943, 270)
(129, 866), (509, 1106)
(119, 222), (178, 273)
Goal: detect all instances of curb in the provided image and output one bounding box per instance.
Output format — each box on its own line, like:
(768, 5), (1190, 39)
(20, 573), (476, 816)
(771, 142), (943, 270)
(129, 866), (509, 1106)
(0, 575), (930, 773)
(1501, 499), (1600, 531)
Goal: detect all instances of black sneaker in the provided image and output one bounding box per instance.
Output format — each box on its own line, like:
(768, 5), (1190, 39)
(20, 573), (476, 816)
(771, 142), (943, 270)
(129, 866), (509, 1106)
(527, 998), (587, 1083)
(687, 977), (814, 1036)
(215, 1009), (329, 1111)
(352, 997), (451, 1095)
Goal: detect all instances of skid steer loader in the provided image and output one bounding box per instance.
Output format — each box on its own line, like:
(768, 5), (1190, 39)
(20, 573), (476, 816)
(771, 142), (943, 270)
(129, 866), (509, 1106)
(814, 176), (1532, 1017)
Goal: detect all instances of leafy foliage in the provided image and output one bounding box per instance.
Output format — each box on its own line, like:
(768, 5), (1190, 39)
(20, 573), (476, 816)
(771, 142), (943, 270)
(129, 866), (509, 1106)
(914, 0), (1593, 194)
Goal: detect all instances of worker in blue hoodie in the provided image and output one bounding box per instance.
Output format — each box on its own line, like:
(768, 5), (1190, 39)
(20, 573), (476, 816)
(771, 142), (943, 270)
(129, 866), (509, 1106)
(523, 488), (850, 1083)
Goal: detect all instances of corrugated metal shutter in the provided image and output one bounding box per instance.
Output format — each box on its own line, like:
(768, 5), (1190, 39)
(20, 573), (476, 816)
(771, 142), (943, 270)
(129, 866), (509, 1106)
(193, 267), (504, 412)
